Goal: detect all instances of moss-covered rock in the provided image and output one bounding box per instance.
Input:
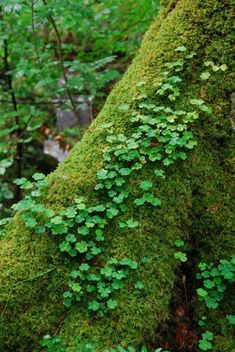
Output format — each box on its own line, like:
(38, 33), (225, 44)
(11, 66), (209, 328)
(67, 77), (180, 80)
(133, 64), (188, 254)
(0, 0), (234, 351)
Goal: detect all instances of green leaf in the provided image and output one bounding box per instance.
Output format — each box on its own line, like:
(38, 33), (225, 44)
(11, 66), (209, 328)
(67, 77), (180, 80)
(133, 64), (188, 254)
(44, 209), (55, 218)
(120, 258), (138, 269)
(21, 181), (33, 190)
(11, 198), (35, 211)
(31, 204), (45, 213)
(163, 158), (173, 166)
(175, 45), (187, 52)
(13, 178), (28, 186)
(185, 140), (197, 149)
(95, 229), (105, 241)
(70, 270), (80, 279)
(78, 226), (89, 236)
(151, 197), (161, 206)
(107, 299), (118, 309)
(25, 216), (37, 228)
(98, 287), (111, 298)
(88, 300), (101, 311)
(59, 241), (72, 253)
(140, 347), (148, 352)
(93, 204), (106, 212)
(65, 207), (77, 218)
(174, 251), (187, 262)
(106, 207), (119, 219)
(111, 280), (124, 290)
(68, 281), (82, 292)
(63, 291), (73, 298)
(100, 267), (113, 277)
(139, 180), (153, 191)
(118, 103), (130, 111)
(79, 263), (90, 271)
(134, 197), (145, 206)
(35, 226), (45, 234)
(200, 71), (211, 80)
(75, 241), (88, 253)
(119, 167), (132, 176)
(51, 216), (63, 224)
(91, 246), (102, 255)
(204, 297), (218, 309)
(32, 173), (45, 181)
(227, 315), (235, 325)
(199, 104), (212, 114)
(97, 169), (108, 180)
(174, 239), (184, 248)
(204, 61), (214, 67)
(154, 169), (165, 178)
(199, 340), (212, 351)
(74, 196), (84, 204)
(51, 223), (67, 235)
(134, 281), (144, 289)
(220, 64), (227, 71)
(66, 234), (77, 243)
(126, 219), (139, 228)
(31, 190), (41, 198)
(202, 331), (214, 341)
(203, 279), (215, 289)
(63, 298), (72, 308)
(197, 288), (208, 298)
(190, 98), (204, 106)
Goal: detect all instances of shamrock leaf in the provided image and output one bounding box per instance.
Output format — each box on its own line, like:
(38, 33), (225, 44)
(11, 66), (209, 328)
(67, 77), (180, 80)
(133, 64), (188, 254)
(107, 299), (118, 309)
(75, 241), (88, 253)
(88, 300), (101, 311)
(139, 181), (153, 191)
(200, 71), (211, 80)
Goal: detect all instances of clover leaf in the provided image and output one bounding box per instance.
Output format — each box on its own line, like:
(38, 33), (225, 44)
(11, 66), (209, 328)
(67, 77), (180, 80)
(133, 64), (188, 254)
(107, 299), (118, 309)
(134, 281), (144, 289)
(88, 300), (101, 311)
(75, 241), (88, 253)
(174, 251), (187, 262)
(139, 181), (153, 191)
(200, 72), (211, 80)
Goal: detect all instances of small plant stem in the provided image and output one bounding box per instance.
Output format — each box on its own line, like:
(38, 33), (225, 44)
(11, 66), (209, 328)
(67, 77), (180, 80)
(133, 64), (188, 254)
(42, 0), (79, 117)
(31, 0), (72, 111)
(182, 274), (189, 314)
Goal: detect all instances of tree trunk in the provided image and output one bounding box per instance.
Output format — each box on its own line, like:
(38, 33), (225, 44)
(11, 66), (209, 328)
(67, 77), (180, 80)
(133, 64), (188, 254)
(0, 0), (234, 351)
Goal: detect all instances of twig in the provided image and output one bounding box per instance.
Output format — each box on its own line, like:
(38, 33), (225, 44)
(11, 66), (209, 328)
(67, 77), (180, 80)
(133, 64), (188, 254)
(42, 0), (79, 117)
(53, 315), (65, 337)
(182, 274), (189, 313)
(31, 0), (72, 111)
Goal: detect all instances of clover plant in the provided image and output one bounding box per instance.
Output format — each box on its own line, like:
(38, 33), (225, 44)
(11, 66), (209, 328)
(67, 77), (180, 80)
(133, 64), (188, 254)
(197, 255), (235, 350)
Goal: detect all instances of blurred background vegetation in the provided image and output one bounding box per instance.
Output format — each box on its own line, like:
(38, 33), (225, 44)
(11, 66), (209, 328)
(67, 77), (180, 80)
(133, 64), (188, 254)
(0, 0), (160, 219)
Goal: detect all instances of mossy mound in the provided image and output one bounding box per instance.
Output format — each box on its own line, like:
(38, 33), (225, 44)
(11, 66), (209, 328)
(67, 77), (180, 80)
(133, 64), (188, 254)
(0, 0), (234, 351)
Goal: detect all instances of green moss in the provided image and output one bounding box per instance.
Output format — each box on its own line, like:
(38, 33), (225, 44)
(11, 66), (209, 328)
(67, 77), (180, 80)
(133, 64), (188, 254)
(0, 0), (234, 350)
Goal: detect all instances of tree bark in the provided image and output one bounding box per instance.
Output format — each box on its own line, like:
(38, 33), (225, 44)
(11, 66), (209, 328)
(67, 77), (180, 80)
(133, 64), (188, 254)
(0, 0), (234, 351)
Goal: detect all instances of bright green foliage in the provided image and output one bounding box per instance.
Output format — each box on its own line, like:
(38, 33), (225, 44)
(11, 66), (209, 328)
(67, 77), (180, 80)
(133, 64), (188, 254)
(174, 239), (187, 262)
(196, 256), (235, 350)
(174, 251), (187, 263)
(174, 239), (184, 248)
(199, 331), (214, 351)
(197, 256), (235, 309)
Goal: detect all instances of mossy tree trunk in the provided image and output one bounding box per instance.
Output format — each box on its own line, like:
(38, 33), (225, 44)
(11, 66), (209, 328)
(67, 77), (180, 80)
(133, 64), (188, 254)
(0, 0), (234, 351)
